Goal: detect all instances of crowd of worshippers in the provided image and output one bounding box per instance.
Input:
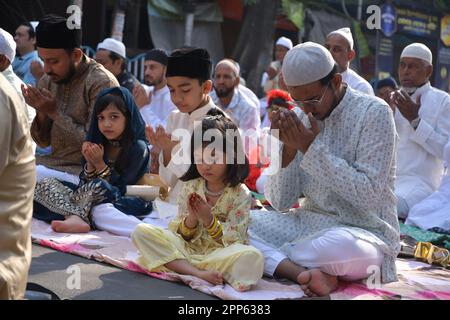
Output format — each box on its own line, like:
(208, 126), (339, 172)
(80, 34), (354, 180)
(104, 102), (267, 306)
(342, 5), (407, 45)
(1, 13), (449, 300)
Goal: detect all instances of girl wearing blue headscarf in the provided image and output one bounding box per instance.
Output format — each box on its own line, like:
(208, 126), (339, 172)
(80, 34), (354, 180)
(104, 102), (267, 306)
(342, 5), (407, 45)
(33, 87), (153, 233)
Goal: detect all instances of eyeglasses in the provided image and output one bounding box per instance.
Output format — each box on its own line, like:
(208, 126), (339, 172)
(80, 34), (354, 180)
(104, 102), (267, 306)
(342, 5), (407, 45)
(293, 82), (330, 109)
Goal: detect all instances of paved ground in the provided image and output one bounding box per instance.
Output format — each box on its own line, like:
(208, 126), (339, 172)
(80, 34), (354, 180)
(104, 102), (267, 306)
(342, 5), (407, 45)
(28, 244), (217, 300)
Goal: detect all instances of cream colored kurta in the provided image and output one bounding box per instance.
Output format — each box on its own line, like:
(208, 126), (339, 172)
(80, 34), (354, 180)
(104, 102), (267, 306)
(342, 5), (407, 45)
(0, 73), (35, 299)
(132, 178), (264, 291)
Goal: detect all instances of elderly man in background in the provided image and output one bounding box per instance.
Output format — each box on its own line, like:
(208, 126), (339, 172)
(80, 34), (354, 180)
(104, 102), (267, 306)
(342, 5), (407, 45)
(392, 43), (450, 219)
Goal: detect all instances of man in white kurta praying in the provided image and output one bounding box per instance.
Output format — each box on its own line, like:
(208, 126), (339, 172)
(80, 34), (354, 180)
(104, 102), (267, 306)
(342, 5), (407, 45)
(325, 27), (374, 96)
(249, 42), (400, 297)
(392, 43), (450, 219)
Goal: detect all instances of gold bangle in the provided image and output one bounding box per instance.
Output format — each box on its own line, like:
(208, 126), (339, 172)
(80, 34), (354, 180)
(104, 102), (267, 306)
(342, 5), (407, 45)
(180, 217), (197, 237)
(210, 223), (223, 239)
(98, 166), (111, 179)
(211, 229), (223, 241)
(179, 224), (195, 238)
(96, 165), (109, 175)
(207, 216), (218, 233)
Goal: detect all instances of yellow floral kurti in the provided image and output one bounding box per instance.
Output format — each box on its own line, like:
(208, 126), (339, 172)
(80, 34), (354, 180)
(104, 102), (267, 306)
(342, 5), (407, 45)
(132, 178), (264, 291)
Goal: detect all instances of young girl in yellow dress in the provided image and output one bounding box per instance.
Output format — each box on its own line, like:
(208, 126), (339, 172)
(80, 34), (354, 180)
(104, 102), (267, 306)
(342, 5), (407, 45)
(132, 114), (264, 291)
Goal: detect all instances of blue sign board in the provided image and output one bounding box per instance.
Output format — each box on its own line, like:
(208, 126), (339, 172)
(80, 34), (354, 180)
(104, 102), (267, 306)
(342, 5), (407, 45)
(380, 4), (397, 37)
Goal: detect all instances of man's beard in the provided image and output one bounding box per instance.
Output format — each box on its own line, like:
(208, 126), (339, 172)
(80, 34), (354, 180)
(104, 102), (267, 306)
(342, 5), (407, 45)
(214, 85), (234, 98)
(399, 86), (418, 95)
(145, 75), (162, 87)
(50, 63), (76, 84)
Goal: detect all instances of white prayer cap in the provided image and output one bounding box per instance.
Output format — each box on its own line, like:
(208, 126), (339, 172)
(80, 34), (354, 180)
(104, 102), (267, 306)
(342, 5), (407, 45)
(0, 28), (16, 63)
(400, 43), (432, 65)
(282, 42), (335, 87)
(97, 38), (126, 59)
(327, 27), (354, 50)
(216, 59), (240, 77)
(276, 36), (293, 50)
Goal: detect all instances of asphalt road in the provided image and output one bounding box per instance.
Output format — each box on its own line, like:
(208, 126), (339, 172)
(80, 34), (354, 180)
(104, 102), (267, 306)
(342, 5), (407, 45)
(28, 244), (217, 300)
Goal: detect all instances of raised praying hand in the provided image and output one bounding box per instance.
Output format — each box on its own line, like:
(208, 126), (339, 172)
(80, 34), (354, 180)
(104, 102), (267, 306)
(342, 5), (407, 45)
(271, 109), (320, 154)
(21, 84), (58, 119)
(392, 89), (420, 122)
(188, 193), (213, 227)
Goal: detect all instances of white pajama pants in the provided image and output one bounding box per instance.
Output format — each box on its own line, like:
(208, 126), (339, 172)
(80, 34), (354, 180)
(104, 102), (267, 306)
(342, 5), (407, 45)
(36, 165), (80, 185)
(250, 228), (384, 281)
(91, 203), (161, 237)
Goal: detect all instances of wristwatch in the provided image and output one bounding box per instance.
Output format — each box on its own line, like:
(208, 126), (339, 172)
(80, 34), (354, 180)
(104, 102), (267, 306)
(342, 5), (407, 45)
(410, 117), (421, 130)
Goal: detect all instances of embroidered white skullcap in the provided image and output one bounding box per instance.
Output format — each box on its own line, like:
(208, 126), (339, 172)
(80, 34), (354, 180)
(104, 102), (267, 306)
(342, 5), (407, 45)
(97, 38), (126, 59)
(216, 59), (240, 77)
(282, 42), (335, 87)
(0, 28), (16, 63)
(327, 27), (354, 50)
(400, 43), (432, 65)
(276, 36), (293, 50)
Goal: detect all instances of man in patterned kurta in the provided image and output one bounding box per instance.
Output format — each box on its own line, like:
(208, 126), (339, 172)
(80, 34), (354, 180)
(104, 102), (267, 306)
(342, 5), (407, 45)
(21, 14), (118, 185)
(249, 42), (400, 297)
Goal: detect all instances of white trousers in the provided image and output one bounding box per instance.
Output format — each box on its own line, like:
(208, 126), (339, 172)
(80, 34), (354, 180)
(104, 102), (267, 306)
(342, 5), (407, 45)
(250, 228), (384, 281)
(36, 165), (80, 185)
(91, 203), (160, 237)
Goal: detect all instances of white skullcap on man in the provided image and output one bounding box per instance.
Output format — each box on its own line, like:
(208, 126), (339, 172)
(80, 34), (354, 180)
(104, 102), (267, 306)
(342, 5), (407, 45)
(276, 36), (293, 50)
(327, 27), (354, 50)
(282, 42), (335, 87)
(97, 38), (126, 59)
(216, 59), (240, 77)
(0, 28), (16, 63)
(400, 43), (432, 65)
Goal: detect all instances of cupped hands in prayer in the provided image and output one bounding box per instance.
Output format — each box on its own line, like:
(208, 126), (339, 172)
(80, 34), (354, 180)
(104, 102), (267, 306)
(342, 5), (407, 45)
(270, 109), (320, 154)
(145, 125), (178, 154)
(21, 84), (58, 119)
(82, 141), (106, 171)
(187, 193), (213, 227)
(391, 89), (420, 121)
(132, 84), (151, 108)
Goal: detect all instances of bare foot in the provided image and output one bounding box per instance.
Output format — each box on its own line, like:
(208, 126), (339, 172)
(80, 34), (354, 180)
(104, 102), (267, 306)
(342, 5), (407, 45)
(297, 269), (338, 297)
(196, 270), (224, 286)
(51, 215), (91, 233)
